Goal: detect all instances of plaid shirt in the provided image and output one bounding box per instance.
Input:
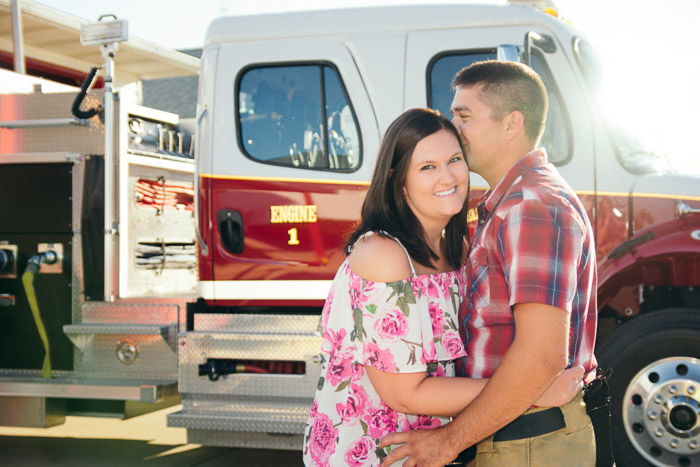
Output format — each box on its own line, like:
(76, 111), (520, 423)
(459, 149), (598, 382)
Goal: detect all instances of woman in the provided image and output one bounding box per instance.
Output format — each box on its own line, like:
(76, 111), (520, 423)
(303, 109), (578, 466)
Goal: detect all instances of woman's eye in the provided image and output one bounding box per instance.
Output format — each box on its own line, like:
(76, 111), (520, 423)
(449, 156), (463, 163)
(420, 164), (435, 171)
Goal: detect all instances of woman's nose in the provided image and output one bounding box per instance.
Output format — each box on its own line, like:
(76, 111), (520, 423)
(440, 165), (457, 184)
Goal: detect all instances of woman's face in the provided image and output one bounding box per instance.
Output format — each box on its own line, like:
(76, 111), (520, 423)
(403, 128), (469, 231)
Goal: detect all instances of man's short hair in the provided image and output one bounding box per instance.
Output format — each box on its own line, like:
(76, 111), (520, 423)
(452, 60), (548, 143)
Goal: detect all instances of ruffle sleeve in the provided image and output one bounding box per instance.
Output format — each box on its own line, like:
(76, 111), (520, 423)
(321, 262), (466, 375)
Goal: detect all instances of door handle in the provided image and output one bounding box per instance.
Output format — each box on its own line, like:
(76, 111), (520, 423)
(217, 209), (244, 254)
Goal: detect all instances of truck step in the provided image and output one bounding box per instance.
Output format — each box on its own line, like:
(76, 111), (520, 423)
(168, 404), (308, 434)
(0, 370), (177, 403)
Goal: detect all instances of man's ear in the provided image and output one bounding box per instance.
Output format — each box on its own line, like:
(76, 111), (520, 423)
(502, 110), (525, 140)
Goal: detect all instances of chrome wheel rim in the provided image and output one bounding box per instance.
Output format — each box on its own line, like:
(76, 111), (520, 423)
(623, 357), (700, 466)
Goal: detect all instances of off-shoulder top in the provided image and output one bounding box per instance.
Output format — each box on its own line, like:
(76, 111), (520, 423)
(302, 232), (468, 467)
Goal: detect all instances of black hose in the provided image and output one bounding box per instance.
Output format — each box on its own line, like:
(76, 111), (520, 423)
(71, 66), (103, 120)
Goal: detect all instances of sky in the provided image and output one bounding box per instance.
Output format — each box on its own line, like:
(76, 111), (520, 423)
(31, 0), (700, 173)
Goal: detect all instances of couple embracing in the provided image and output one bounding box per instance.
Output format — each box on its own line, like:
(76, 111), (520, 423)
(303, 60), (602, 467)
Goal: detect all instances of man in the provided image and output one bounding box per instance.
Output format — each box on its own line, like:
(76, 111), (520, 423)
(381, 60), (598, 466)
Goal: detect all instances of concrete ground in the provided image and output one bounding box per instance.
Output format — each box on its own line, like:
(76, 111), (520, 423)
(0, 405), (304, 466)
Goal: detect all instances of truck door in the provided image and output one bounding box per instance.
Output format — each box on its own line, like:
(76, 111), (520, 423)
(405, 27), (596, 214)
(203, 39), (379, 306)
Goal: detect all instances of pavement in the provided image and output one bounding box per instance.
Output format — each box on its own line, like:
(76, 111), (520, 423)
(0, 404), (304, 466)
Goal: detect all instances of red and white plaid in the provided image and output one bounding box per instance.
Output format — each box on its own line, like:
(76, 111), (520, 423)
(459, 149), (598, 382)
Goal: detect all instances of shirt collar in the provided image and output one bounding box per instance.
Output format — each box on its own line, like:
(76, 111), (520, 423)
(479, 148), (548, 217)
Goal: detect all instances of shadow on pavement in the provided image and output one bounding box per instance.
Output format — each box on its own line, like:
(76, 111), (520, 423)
(0, 436), (304, 466)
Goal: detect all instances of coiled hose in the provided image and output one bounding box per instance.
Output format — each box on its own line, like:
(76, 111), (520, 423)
(21, 252), (57, 379)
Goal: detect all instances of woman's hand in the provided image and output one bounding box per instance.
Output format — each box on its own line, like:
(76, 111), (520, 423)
(535, 365), (584, 407)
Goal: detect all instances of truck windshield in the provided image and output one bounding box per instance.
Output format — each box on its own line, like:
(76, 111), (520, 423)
(573, 37), (671, 175)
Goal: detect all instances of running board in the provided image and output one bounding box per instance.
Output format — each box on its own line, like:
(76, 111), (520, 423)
(168, 406), (307, 435)
(0, 370), (177, 403)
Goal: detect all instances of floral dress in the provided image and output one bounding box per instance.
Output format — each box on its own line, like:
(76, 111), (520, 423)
(303, 233), (468, 466)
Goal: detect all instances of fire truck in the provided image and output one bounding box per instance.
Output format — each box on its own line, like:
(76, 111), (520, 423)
(1, 2), (699, 466)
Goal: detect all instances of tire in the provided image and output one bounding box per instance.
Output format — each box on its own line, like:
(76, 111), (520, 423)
(598, 308), (700, 467)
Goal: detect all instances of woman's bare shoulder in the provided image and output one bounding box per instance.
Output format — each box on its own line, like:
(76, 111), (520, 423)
(348, 234), (413, 282)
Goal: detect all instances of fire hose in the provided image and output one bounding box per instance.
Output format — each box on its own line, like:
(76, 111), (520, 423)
(21, 251), (58, 379)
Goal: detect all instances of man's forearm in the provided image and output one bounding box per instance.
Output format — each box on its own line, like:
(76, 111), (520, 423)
(443, 339), (566, 450)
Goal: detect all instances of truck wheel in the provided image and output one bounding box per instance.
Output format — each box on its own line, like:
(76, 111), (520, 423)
(598, 308), (700, 467)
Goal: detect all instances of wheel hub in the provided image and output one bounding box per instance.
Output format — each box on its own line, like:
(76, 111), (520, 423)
(624, 357), (700, 466)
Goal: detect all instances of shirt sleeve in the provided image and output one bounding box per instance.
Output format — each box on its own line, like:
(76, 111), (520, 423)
(498, 198), (585, 312)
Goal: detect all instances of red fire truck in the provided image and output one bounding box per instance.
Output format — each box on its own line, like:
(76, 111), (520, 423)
(0, 2), (698, 466)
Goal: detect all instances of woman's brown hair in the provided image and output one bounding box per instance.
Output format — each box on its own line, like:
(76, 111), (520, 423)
(345, 108), (469, 270)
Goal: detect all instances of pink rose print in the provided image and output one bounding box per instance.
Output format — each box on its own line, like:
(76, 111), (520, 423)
(363, 342), (396, 372)
(374, 309), (408, 340)
(437, 274), (453, 298)
(442, 331), (465, 358)
(344, 436), (378, 466)
(320, 283), (336, 330)
(362, 403), (398, 439)
(310, 400), (319, 418)
(423, 339), (437, 363)
(428, 302), (445, 337)
(348, 272), (374, 311)
(335, 383), (369, 424)
(410, 275), (427, 293)
(351, 363), (365, 382)
(425, 280), (441, 299)
(322, 327), (346, 353)
(326, 347), (355, 386)
(308, 413), (338, 467)
(430, 362), (446, 377)
(401, 415), (442, 432)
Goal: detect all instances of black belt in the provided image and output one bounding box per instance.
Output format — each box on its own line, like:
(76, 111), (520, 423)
(493, 406), (565, 441)
(452, 406), (566, 464)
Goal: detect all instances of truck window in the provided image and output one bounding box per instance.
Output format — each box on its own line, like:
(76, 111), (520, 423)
(428, 51), (571, 165)
(237, 64), (361, 172)
(428, 51), (494, 119)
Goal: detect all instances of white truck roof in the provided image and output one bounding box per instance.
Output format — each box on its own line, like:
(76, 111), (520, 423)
(205, 4), (562, 46)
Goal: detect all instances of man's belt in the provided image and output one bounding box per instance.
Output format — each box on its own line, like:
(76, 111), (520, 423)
(493, 406), (565, 442)
(451, 406), (567, 464)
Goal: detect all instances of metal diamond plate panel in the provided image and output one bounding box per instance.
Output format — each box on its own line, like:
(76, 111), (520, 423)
(73, 333), (176, 380)
(178, 314), (321, 398)
(185, 428), (303, 450)
(78, 301), (181, 324)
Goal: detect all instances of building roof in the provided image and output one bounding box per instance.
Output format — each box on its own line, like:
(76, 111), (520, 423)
(0, 0), (199, 85)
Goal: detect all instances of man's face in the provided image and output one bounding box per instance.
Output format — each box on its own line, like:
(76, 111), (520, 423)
(450, 84), (505, 178)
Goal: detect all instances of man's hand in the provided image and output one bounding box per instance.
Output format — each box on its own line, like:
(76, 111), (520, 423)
(535, 364), (584, 407)
(379, 425), (461, 467)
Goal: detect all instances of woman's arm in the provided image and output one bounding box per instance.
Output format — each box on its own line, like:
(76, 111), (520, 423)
(365, 364), (584, 417)
(366, 366), (486, 417)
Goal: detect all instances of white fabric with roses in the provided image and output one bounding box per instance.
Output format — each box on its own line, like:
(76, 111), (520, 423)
(302, 257), (467, 466)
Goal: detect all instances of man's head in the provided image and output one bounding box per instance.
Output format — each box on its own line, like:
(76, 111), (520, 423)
(449, 60), (548, 185)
